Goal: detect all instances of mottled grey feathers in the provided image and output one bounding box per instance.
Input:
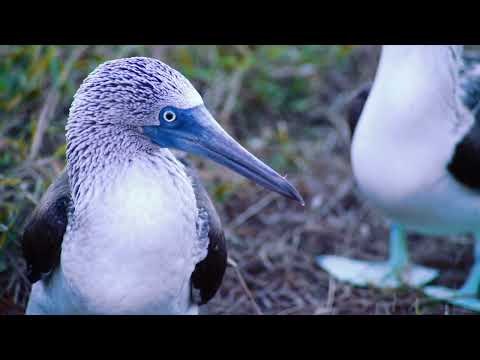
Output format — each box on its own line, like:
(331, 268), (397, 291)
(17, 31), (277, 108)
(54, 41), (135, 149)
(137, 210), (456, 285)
(448, 52), (480, 190)
(459, 53), (480, 120)
(69, 57), (201, 125)
(66, 57), (202, 204)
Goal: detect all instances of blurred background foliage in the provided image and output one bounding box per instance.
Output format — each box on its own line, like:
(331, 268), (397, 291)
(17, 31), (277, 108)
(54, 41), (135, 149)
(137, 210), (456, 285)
(0, 45), (379, 311)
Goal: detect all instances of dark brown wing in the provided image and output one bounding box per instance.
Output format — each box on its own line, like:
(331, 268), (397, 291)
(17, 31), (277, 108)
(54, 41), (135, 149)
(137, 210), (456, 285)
(22, 170), (71, 283)
(447, 53), (480, 190)
(347, 82), (372, 136)
(180, 159), (227, 305)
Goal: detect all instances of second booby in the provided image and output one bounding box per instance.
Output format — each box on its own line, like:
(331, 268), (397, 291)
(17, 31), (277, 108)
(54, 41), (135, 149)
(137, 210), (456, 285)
(22, 57), (303, 315)
(317, 45), (480, 312)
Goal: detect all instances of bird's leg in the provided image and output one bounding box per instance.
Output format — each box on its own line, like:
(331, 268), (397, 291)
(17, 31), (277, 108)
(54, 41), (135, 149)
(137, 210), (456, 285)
(424, 234), (480, 312)
(316, 223), (438, 289)
(458, 235), (480, 296)
(375, 224), (410, 285)
(379, 224), (438, 288)
(386, 224), (409, 275)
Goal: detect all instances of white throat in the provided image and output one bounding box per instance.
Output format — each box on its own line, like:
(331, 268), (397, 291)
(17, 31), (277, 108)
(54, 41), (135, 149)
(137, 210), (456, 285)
(60, 150), (200, 314)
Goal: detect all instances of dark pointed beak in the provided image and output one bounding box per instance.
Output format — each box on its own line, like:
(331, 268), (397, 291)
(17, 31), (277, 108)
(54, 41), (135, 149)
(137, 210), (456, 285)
(143, 105), (304, 205)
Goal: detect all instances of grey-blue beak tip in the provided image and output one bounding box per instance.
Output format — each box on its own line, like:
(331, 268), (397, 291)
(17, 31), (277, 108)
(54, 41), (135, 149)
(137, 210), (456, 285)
(278, 175), (305, 205)
(287, 184), (305, 206)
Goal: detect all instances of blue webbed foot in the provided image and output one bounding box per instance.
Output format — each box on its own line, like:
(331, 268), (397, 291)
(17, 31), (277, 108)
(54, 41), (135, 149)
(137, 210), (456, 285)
(316, 255), (438, 289)
(316, 224), (439, 289)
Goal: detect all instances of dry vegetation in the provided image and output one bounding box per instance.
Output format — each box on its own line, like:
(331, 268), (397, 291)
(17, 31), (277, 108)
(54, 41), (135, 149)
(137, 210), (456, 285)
(0, 45), (476, 315)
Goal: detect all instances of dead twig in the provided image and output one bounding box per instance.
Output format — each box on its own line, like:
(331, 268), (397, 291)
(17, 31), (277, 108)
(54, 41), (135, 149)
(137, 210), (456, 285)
(28, 89), (59, 160)
(219, 66), (248, 122)
(316, 178), (354, 218)
(29, 46), (89, 161)
(326, 276), (337, 311)
(227, 193), (277, 231)
(227, 257), (263, 315)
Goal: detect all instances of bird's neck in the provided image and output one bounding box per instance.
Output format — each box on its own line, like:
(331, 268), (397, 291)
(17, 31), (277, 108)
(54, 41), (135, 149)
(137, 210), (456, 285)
(378, 45), (463, 91)
(381, 45), (463, 60)
(362, 45), (465, 128)
(66, 120), (164, 209)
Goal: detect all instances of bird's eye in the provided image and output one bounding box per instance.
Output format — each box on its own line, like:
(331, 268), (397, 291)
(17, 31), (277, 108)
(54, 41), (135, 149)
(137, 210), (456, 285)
(163, 110), (177, 123)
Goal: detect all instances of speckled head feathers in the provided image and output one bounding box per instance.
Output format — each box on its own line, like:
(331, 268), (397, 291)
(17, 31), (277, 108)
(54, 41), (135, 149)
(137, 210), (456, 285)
(65, 57), (204, 202)
(68, 57), (203, 127)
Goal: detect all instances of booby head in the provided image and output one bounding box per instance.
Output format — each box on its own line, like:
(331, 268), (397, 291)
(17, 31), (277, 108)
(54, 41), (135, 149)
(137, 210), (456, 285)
(68, 57), (304, 205)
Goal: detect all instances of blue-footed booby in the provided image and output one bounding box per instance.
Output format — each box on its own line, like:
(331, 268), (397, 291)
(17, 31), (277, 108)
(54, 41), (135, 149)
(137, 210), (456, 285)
(22, 57), (303, 315)
(317, 45), (480, 312)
